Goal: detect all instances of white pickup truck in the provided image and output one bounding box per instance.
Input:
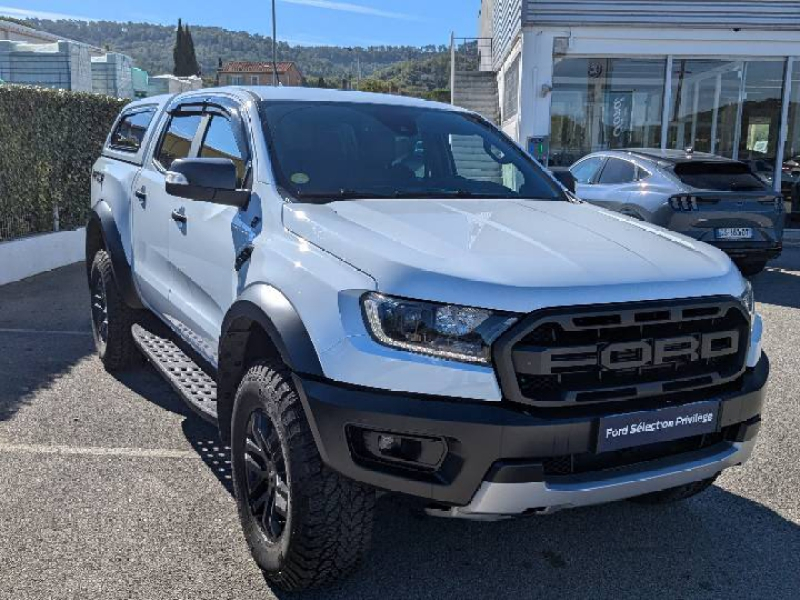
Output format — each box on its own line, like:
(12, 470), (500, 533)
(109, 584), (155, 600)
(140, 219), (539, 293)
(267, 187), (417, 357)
(88, 87), (767, 591)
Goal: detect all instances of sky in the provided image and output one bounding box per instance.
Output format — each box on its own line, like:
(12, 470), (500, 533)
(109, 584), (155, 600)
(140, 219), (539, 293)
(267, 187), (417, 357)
(0, 0), (480, 47)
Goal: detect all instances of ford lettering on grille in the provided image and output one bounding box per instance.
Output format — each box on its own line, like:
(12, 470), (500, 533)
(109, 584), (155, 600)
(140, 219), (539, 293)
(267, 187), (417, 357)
(519, 330), (740, 376)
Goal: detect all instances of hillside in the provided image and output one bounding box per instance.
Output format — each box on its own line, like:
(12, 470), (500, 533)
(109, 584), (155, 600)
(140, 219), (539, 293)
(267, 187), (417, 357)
(21, 19), (451, 93)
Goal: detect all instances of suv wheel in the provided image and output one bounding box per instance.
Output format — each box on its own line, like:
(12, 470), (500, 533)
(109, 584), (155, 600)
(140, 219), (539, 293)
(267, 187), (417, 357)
(230, 360), (375, 591)
(628, 476), (717, 505)
(737, 260), (767, 277)
(89, 250), (140, 371)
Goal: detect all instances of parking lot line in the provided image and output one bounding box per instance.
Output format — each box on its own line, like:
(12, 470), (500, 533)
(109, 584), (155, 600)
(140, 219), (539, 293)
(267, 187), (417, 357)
(0, 442), (198, 460)
(0, 327), (92, 336)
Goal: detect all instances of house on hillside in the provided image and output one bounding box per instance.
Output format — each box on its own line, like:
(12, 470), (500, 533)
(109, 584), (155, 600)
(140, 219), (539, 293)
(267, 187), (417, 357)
(216, 60), (304, 87)
(455, 0), (800, 194)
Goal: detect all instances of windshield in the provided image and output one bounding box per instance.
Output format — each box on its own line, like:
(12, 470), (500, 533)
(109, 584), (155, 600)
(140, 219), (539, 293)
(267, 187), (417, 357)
(259, 101), (564, 202)
(672, 161), (769, 192)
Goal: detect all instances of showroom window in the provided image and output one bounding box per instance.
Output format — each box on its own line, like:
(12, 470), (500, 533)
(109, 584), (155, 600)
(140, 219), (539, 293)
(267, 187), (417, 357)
(667, 59), (786, 183)
(549, 57), (666, 167)
(783, 60), (800, 184)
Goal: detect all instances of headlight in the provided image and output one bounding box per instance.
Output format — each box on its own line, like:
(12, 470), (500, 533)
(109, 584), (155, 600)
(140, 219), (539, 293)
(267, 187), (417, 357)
(361, 293), (518, 364)
(739, 279), (755, 317)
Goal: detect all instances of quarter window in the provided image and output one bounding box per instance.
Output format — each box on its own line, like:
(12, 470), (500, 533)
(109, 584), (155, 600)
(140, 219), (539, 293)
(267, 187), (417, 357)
(598, 158), (636, 184)
(155, 113), (203, 170)
(108, 108), (156, 152)
(199, 115), (248, 185)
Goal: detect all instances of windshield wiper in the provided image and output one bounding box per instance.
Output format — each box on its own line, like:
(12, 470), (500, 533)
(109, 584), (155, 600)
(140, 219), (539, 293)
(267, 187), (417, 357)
(391, 189), (506, 199)
(293, 189), (391, 200)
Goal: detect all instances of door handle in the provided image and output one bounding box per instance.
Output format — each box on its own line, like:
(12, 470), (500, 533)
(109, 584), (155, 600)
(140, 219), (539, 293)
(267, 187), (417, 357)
(171, 209), (187, 224)
(135, 188), (147, 202)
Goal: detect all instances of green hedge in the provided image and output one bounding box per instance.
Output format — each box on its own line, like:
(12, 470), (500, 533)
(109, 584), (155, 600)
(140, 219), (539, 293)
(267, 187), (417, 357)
(0, 85), (126, 241)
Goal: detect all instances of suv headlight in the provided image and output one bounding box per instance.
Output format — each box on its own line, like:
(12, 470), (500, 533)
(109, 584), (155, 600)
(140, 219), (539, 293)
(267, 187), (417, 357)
(739, 279), (755, 318)
(361, 293), (518, 364)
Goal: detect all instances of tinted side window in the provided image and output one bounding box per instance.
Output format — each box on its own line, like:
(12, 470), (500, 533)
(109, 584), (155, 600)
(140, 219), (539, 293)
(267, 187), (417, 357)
(108, 108), (156, 152)
(570, 157), (604, 184)
(598, 158), (636, 184)
(155, 114), (203, 170)
(199, 115), (248, 185)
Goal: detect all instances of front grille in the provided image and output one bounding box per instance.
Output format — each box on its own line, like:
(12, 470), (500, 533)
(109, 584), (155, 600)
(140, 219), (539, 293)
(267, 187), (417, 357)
(493, 297), (749, 407)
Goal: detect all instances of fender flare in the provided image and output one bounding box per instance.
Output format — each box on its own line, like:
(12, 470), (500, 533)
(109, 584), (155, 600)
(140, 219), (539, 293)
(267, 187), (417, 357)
(216, 284), (323, 442)
(86, 201), (144, 309)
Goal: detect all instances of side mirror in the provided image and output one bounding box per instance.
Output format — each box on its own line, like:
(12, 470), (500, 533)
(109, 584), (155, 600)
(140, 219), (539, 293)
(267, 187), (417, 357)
(549, 167), (577, 194)
(165, 158), (250, 208)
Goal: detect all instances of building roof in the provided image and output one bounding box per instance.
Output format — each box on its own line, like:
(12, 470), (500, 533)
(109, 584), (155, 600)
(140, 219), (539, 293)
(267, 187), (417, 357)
(219, 61), (299, 74)
(0, 18), (104, 54)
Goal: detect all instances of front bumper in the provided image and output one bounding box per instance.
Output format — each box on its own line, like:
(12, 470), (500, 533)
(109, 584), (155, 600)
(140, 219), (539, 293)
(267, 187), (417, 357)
(294, 354), (768, 516)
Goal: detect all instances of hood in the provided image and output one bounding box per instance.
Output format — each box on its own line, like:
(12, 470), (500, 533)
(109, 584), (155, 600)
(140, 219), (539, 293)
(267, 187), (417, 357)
(283, 199), (745, 313)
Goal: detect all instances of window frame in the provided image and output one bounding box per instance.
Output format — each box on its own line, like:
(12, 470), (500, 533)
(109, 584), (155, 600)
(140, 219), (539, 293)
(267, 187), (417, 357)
(151, 96), (253, 189)
(107, 106), (157, 153)
(596, 156), (637, 185)
(570, 156), (607, 185)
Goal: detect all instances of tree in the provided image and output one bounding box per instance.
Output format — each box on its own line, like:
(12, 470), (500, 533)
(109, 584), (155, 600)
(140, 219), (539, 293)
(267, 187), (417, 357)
(184, 24), (201, 76)
(173, 19), (200, 77)
(172, 19), (185, 76)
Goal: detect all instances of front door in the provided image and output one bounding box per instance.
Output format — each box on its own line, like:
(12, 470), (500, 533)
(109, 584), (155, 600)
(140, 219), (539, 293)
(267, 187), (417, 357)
(167, 102), (255, 364)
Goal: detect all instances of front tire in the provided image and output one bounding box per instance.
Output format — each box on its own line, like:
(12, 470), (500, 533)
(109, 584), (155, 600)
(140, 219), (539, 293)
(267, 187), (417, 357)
(230, 360), (375, 591)
(89, 250), (140, 371)
(737, 260), (767, 277)
(628, 476), (717, 505)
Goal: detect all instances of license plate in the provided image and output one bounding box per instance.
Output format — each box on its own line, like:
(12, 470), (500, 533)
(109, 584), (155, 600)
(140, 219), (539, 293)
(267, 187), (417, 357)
(716, 227), (753, 240)
(597, 401), (720, 453)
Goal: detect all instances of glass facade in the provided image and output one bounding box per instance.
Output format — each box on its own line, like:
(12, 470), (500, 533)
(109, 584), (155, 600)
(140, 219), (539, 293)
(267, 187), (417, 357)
(550, 57), (666, 167)
(548, 54), (800, 197)
(784, 60), (800, 206)
(668, 59), (786, 182)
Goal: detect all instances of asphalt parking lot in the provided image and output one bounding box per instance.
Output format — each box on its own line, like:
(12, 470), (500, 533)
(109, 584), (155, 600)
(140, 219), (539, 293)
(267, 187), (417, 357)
(1, 255), (799, 600)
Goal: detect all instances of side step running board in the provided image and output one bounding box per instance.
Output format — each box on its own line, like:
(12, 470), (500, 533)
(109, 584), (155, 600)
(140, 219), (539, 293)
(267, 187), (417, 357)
(132, 323), (218, 424)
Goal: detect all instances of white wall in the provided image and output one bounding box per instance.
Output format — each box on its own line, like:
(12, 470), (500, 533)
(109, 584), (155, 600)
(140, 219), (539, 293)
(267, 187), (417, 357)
(0, 229), (85, 286)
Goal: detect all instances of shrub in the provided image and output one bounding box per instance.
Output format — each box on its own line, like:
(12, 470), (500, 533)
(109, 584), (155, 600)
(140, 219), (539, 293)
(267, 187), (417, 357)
(0, 85), (126, 241)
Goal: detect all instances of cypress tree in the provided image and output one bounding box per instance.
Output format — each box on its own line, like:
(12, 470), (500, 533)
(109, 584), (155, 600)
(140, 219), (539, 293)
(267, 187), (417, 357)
(172, 19), (186, 76)
(184, 24), (201, 76)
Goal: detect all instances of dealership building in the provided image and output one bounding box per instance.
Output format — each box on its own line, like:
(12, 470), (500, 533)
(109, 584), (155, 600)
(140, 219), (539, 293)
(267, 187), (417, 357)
(462, 1), (800, 192)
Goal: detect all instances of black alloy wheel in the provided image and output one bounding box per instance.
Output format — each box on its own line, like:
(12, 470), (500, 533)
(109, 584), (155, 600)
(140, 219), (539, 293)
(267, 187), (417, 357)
(244, 409), (290, 542)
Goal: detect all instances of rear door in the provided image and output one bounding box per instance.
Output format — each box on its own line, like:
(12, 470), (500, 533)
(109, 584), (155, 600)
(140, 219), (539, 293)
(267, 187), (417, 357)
(132, 106), (205, 318)
(167, 99), (254, 364)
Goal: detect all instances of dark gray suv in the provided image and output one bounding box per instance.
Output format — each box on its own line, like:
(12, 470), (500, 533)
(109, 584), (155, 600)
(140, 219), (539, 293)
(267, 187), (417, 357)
(570, 149), (785, 275)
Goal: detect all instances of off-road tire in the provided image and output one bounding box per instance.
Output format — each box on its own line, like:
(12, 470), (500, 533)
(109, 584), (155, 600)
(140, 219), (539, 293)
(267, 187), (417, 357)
(628, 476), (717, 505)
(89, 250), (140, 371)
(737, 260), (767, 277)
(230, 360), (375, 591)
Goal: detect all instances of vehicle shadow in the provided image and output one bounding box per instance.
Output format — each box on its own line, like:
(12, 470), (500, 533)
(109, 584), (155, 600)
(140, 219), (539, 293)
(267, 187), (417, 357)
(0, 263), (95, 422)
(751, 247), (800, 310)
(117, 363), (800, 600)
(111, 368), (234, 495)
(289, 487), (800, 600)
